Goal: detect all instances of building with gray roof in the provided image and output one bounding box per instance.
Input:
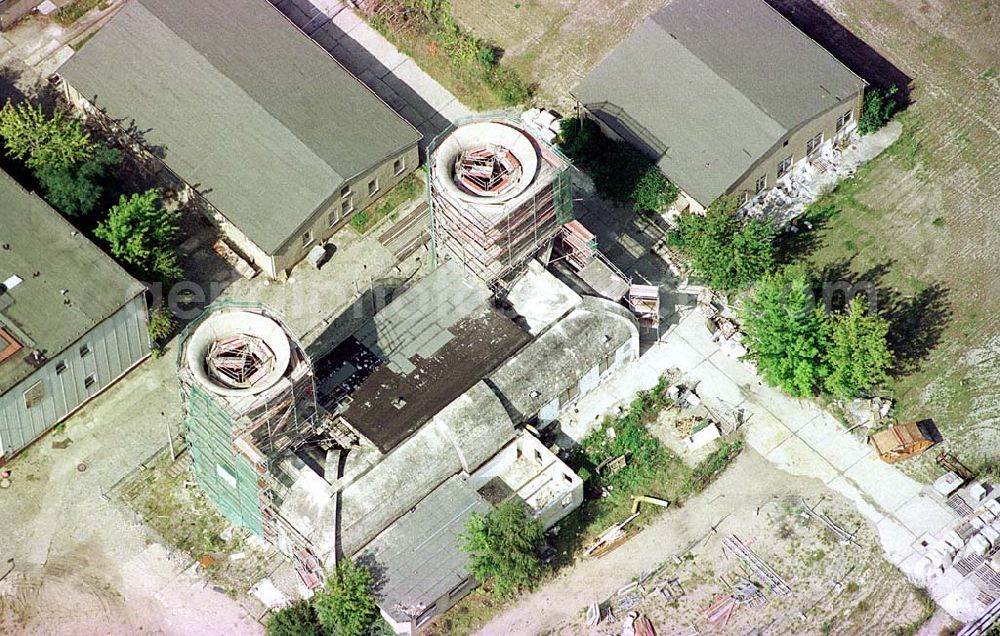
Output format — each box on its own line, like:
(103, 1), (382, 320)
(0, 169), (149, 464)
(573, 0), (865, 210)
(56, 0), (421, 278)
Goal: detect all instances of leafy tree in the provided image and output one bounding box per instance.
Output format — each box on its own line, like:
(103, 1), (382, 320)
(94, 189), (181, 283)
(0, 100), (94, 170)
(824, 296), (893, 398)
(313, 560), (379, 636)
(741, 267), (830, 396)
(631, 167), (678, 213)
(266, 600), (321, 636)
(463, 499), (544, 599)
(857, 86), (898, 135)
(34, 145), (121, 216)
(668, 195), (777, 291)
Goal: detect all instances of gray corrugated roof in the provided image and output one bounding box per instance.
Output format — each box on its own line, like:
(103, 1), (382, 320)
(573, 0), (865, 205)
(57, 0), (421, 254)
(489, 297), (638, 423)
(0, 170), (146, 394)
(356, 475), (490, 624)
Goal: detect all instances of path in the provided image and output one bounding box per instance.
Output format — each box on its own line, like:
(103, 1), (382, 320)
(484, 308), (971, 633)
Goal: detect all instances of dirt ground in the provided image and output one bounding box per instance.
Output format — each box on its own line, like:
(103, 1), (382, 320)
(477, 448), (931, 635)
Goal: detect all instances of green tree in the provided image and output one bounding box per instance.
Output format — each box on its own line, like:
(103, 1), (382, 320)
(631, 167), (678, 214)
(463, 499), (544, 599)
(0, 100), (94, 170)
(824, 296), (893, 398)
(669, 195), (777, 291)
(313, 560), (379, 636)
(34, 145), (121, 216)
(857, 86), (898, 135)
(741, 267), (831, 396)
(94, 189), (181, 283)
(265, 600), (321, 636)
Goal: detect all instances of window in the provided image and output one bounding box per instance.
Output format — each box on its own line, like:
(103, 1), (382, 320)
(301, 231), (313, 248)
(216, 463), (237, 488)
(776, 155), (792, 178)
(55, 361), (67, 375)
(393, 157), (405, 176)
(560, 382), (580, 406)
(367, 178), (379, 197)
(836, 109), (853, 131)
(343, 196), (355, 216)
(755, 174), (767, 193)
(340, 185), (351, 200)
(328, 209), (339, 228)
(599, 352), (614, 375)
(806, 132), (823, 155)
(83, 373), (96, 389)
(23, 381), (44, 408)
(79, 343), (91, 357)
(741, 191), (750, 204)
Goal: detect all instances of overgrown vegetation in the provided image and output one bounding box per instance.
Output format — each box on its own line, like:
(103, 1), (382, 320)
(53, 0), (110, 26)
(668, 194), (777, 291)
(741, 267), (893, 398)
(147, 307), (177, 354)
(463, 499), (544, 599)
(857, 86), (899, 135)
(94, 189), (183, 285)
(350, 172), (424, 234)
(265, 560), (385, 636)
(559, 117), (679, 213)
(366, 1), (532, 109)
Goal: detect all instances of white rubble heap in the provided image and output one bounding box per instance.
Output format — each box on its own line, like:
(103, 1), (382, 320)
(739, 122), (902, 227)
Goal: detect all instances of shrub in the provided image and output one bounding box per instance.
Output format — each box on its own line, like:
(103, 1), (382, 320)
(265, 600), (321, 636)
(824, 296), (893, 398)
(631, 167), (678, 213)
(34, 144), (121, 216)
(740, 267), (831, 397)
(313, 561), (379, 636)
(668, 195), (777, 291)
(463, 499), (544, 599)
(857, 86), (899, 135)
(147, 307), (177, 345)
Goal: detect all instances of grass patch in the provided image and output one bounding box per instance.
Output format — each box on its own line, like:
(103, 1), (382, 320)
(365, 2), (533, 110)
(890, 586), (936, 636)
(884, 117), (922, 170)
(350, 172), (424, 235)
(54, 0), (109, 26)
(931, 216), (945, 227)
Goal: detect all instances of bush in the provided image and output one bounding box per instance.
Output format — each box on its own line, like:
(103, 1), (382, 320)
(34, 144), (121, 216)
(558, 117), (678, 213)
(740, 267), (831, 397)
(463, 499), (544, 599)
(313, 561), (379, 636)
(266, 600), (321, 636)
(857, 86), (899, 135)
(668, 195), (777, 291)
(147, 307), (177, 345)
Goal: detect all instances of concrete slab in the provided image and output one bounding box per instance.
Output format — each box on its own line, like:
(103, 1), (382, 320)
(764, 435), (840, 484)
(793, 414), (872, 472)
(826, 475), (886, 526)
(330, 4), (365, 34)
(875, 516), (919, 565)
(437, 98), (473, 122)
(742, 407), (794, 455)
(671, 314), (722, 359)
(687, 358), (747, 409)
(843, 458), (924, 513)
(894, 495), (958, 537)
(345, 24), (409, 71)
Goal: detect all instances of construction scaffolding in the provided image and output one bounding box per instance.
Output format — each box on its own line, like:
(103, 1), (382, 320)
(428, 114), (574, 283)
(177, 301), (327, 587)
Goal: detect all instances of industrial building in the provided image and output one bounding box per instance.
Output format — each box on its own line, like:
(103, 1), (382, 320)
(178, 259), (640, 633)
(55, 0), (422, 279)
(0, 169), (150, 465)
(429, 116), (573, 283)
(573, 0), (866, 213)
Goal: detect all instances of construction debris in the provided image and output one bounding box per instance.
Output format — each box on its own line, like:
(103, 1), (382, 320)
(586, 513), (640, 557)
(799, 498), (862, 547)
(870, 422), (934, 463)
(722, 535), (791, 596)
(586, 602), (601, 626)
(632, 495), (671, 514)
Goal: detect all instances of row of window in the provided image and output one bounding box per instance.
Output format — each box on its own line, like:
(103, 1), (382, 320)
(24, 372), (97, 409)
(300, 157), (409, 248)
(744, 108), (856, 201)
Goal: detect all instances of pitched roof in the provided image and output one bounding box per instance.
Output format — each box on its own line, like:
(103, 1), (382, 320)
(0, 170), (146, 394)
(572, 0), (865, 205)
(57, 0), (421, 254)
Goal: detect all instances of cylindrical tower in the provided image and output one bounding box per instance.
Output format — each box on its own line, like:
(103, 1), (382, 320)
(177, 302), (316, 538)
(428, 116), (573, 283)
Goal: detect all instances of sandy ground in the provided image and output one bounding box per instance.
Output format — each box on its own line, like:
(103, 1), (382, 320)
(478, 449), (926, 636)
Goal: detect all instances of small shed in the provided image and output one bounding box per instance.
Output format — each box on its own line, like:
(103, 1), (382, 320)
(870, 422), (933, 464)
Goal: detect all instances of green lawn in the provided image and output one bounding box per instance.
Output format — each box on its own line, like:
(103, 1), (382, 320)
(54, 0), (109, 26)
(350, 172), (424, 235)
